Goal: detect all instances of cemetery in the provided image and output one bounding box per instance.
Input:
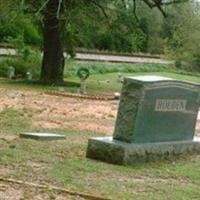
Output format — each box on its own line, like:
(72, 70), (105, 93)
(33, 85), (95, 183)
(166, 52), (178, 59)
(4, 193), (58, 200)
(1, 0), (200, 199)
(0, 70), (200, 199)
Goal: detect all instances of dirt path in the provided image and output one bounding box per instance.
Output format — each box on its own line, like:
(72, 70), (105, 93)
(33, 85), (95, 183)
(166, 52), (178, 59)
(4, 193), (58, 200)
(0, 88), (199, 135)
(0, 88), (118, 134)
(0, 182), (86, 200)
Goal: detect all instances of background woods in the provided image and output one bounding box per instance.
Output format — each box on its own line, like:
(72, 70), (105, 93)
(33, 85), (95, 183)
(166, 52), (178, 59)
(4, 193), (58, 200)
(1, 0), (200, 83)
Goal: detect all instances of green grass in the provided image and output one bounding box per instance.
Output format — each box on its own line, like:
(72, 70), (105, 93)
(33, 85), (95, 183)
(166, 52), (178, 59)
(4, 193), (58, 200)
(66, 71), (200, 94)
(1, 71), (199, 96)
(0, 64), (200, 199)
(0, 79), (63, 91)
(0, 106), (200, 199)
(1, 59), (200, 95)
(64, 59), (171, 77)
(0, 108), (31, 134)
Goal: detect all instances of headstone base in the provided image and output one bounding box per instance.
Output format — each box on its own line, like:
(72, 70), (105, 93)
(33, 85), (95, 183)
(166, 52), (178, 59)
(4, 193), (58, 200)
(86, 136), (200, 164)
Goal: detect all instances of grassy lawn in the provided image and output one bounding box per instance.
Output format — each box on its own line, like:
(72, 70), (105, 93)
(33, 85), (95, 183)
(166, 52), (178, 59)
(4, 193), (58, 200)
(72, 71), (200, 94)
(1, 59), (200, 94)
(0, 66), (200, 199)
(1, 70), (200, 95)
(0, 108), (200, 199)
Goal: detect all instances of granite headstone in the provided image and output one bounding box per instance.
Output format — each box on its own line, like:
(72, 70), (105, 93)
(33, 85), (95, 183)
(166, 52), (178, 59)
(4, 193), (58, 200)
(87, 76), (200, 164)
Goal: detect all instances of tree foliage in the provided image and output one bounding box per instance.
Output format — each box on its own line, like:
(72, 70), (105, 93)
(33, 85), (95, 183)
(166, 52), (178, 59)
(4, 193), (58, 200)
(163, 2), (200, 71)
(1, 0), (197, 83)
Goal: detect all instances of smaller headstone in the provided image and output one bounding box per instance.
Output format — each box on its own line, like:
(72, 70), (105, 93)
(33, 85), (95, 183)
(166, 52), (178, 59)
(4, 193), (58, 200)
(26, 72), (32, 81)
(7, 66), (15, 79)
(117, 73), (124, 83)
(20, 132), (66, 141)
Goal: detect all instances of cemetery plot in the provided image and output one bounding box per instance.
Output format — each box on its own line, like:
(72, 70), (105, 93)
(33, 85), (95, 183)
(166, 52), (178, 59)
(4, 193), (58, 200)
(87, 76), (200, 164)
(0, 84), (200, 199)
(0, 88), (117, 134)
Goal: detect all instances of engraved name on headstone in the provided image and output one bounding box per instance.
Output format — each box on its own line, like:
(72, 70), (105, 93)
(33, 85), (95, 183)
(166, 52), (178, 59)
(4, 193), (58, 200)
(155, 99), (187, 112)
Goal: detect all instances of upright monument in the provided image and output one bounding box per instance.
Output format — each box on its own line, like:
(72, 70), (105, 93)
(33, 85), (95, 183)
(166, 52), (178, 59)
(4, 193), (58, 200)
(87, 76), (200, 164)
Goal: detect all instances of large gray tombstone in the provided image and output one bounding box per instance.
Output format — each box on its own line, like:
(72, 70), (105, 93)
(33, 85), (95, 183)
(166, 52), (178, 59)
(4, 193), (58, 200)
(87, 76), (200, 164)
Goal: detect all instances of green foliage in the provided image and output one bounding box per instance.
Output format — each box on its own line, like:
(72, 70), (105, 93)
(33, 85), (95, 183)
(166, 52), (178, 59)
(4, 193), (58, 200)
(0, 10), (42, 47)
(1, 0), (200, 78)
(64, 60), (171, 78)
(192, 54), (200, 71)
(0, 51), (41, 79)
(66, 1), (151, 53)
(163, 2), (200, 72)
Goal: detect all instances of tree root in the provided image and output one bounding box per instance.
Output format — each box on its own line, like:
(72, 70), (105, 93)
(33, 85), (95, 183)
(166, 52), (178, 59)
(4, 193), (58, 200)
(45, 91), (119, 101)
(0, 177), (114, 200)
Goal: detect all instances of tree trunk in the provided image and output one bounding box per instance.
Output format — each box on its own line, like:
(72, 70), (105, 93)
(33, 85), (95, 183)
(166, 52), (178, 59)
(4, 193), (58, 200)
(40, 0), (65, 84)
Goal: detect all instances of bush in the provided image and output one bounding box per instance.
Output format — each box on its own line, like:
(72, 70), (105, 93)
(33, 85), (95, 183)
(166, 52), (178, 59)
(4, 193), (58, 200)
(0, 56), (41, 79)
(191, 54), (200, 72)
(172, 53), (200, 73)
(0, 12), (42, 47)
(64, 60), (171, 78)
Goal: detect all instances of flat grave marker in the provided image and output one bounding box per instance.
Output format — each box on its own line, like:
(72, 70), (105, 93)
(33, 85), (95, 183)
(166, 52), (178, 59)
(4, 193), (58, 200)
(20, 132), (66, 141)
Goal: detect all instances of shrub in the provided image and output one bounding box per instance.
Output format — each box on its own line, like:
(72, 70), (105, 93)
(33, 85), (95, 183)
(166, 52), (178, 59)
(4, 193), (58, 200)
(0, 56), (41, 79)
(191, 54), (200, 72)
(64, 60), (171, 78)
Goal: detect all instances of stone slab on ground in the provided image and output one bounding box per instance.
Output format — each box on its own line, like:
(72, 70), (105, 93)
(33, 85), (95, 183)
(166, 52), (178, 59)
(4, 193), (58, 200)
(87, 136), (200, 164)
(20, 132), (66, 141)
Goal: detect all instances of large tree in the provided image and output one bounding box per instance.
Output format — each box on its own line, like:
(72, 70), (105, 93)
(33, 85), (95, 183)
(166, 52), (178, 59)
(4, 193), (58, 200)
(1, 0), (187, 84)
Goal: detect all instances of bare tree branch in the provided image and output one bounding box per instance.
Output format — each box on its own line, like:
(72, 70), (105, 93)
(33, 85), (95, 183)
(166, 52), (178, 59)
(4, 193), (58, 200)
(57, 0), (63, 19)
(36, 0), (50, 16)
(143, 0), (154, 8)
(132, 0), (139, 22)
(90, 0), (109, 19)
(159, 0), (189, 6)
(152, 0), (167, 17)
